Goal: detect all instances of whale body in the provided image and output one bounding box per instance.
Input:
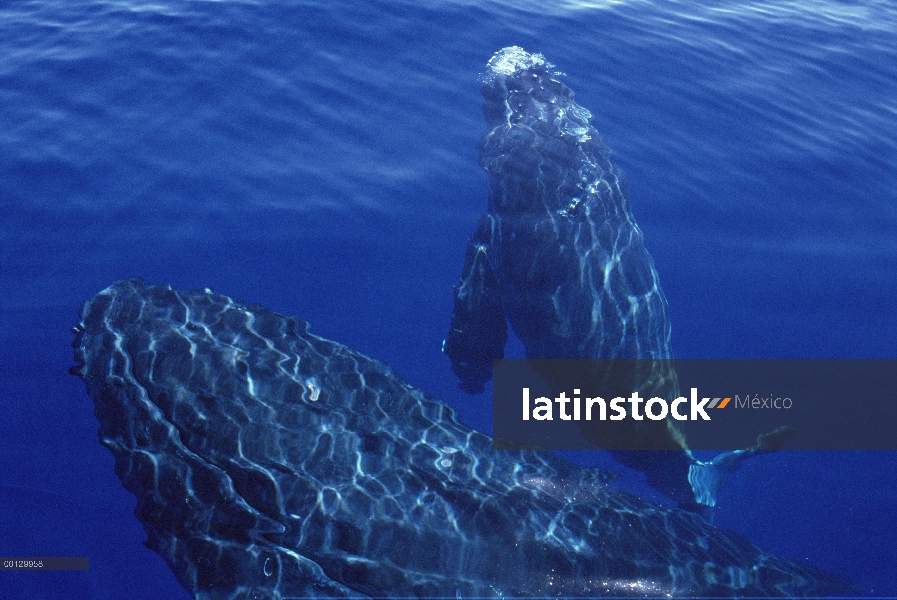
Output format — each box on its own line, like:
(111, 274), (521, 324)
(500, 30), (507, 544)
(445, 46), (673, 393)
(72, 279), (858, 598)
(444, 47), (766, 510)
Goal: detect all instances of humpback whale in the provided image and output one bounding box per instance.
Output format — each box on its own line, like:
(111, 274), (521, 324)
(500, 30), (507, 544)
(71, 279), (858, 598)
(444, 47), (789, 512)
(445, 46), (673, 390)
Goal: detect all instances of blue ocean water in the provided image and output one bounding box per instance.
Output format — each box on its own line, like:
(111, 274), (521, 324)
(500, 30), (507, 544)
(1, 0), (895, 598)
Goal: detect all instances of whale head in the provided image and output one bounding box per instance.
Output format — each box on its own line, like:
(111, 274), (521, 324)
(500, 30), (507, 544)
(480, 46), (574, 128)
(478, 47), (621, 218)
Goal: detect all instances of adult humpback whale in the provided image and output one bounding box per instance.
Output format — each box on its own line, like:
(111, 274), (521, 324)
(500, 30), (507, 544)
(444, 47), (787, 512)
(71, 279), (858, 598)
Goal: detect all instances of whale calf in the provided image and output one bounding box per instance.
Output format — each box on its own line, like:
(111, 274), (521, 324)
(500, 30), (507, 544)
(71, 279), (858, 598)
(445, 46), (674, 390)
(443, 47), (791, 511)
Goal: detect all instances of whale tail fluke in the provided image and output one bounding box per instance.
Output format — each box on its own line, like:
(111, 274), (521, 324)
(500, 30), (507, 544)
(687, 452), (746, 509)
(687, 426), (796, 517)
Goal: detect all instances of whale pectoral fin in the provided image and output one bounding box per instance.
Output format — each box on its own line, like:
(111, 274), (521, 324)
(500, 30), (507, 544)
(444, 216), (508, 394)
(688, 425), (797, 514)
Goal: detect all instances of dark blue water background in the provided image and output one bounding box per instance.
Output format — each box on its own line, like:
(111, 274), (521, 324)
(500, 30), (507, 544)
(2, 0), (895, 598)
